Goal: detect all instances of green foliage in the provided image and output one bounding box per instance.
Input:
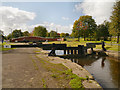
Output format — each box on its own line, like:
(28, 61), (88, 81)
(72, 15), (97, 40)
(51, 74), (57, 78)
(65, 33), (69, 37)
(60, 33), (66, 37)
(46, 32), (50, 37)
(62, 69), (85, 88)
(69, 78), (82, 88)
(12, 29), (23, 38)
(7, 33), (12, 39)
(42, 78), (47, 88)
(62, 69), (72, 75)
(60, 33), (69, 38)
(89, 80), (92, 83)
(109, 1), (120, 43)
(49, 30), (57, 38)
(33, 26), (47, 37)
(7, 30), (29, 39)
(23, 31), (30, 36)
(95, 20), (110, 41)
(32, 59), (39, 70)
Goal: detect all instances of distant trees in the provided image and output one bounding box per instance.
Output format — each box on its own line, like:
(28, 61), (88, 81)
(60, 33), (66, 37)
(109, 1), (120, 43)
(60, 33), (69, 37)
(7, 34), (12, 39)
(65, 33), (69, 37)
(72, 15), (97, 41)
(95, 21), (110, 41)
(23, 31), (30, 36)
(49, 31), (57, 38)
(6, 30), (30, 39)
(12, 29), (23, 38)
(33, 26), (47, 37)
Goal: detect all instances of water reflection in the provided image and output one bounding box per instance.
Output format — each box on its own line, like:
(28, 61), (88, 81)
(101, 57), (106, 68)
(54, 50), (120, 88)
(109, 58), (120, 88)
(69, 56), (100, 67)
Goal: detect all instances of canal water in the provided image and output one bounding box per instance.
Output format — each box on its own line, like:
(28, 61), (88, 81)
(54, 50), (120, 88)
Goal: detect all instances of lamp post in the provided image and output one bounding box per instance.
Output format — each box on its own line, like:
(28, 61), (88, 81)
(9, 28), (12, 42)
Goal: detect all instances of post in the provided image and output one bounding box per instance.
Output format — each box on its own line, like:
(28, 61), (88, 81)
(48, 47), (56, 56)
(78, 45), (84, 54)
(64, 50), (66, 54)
(91, 48), (93, 53)
(67, 50), (69, 54)
(102, 41), (106, 51)
(78, 45), (80, 54)
(71, 50), (73, 54)
(74, 50), (77, 54)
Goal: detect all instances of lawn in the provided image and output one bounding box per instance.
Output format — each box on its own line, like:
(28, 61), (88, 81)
(47, 38), (119, 52)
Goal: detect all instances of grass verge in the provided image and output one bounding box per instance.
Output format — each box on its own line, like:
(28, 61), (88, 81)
(34, 52), (86, 88)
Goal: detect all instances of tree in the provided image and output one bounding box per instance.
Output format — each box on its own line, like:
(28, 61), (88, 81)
(46, 32), (50, 37)
(109, 1), (120, 43)
(95, 21), (110, 41)
(29, 31), (34, 36)
(60, 33), (66, 37)
(7, 33), (12, 39)
(49, 31), (57, 38)
(33, 26), (47, 37)
(23, 31), (30, 36)
(65, 33), (69, 37)
(72, 15), (97, 41)
(12, 29), (23, 38)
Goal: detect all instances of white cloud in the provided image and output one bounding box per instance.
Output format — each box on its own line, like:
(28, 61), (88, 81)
(30, 22), (73, 34)
(62, 17), (69, 20)
(0, 6), (72, 35)
(0, 6), (36, 35)
(74, 0), (116, 25)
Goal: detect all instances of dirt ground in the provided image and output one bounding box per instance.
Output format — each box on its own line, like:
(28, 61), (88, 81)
(2, 48), (71, 88)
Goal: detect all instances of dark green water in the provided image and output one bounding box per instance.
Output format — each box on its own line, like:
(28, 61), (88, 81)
(54, 50), (120, 88)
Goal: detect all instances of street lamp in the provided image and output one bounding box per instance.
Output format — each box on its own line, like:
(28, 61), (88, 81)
(9, 28), (13, 42)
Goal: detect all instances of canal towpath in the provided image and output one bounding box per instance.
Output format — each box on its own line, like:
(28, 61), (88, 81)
(2, 47), (102, 88)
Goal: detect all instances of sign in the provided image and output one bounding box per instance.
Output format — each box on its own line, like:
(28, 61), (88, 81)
(4, 45), (11, 48)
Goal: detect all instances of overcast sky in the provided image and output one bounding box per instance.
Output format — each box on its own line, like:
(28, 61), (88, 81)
(0, 0), (116, 35)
